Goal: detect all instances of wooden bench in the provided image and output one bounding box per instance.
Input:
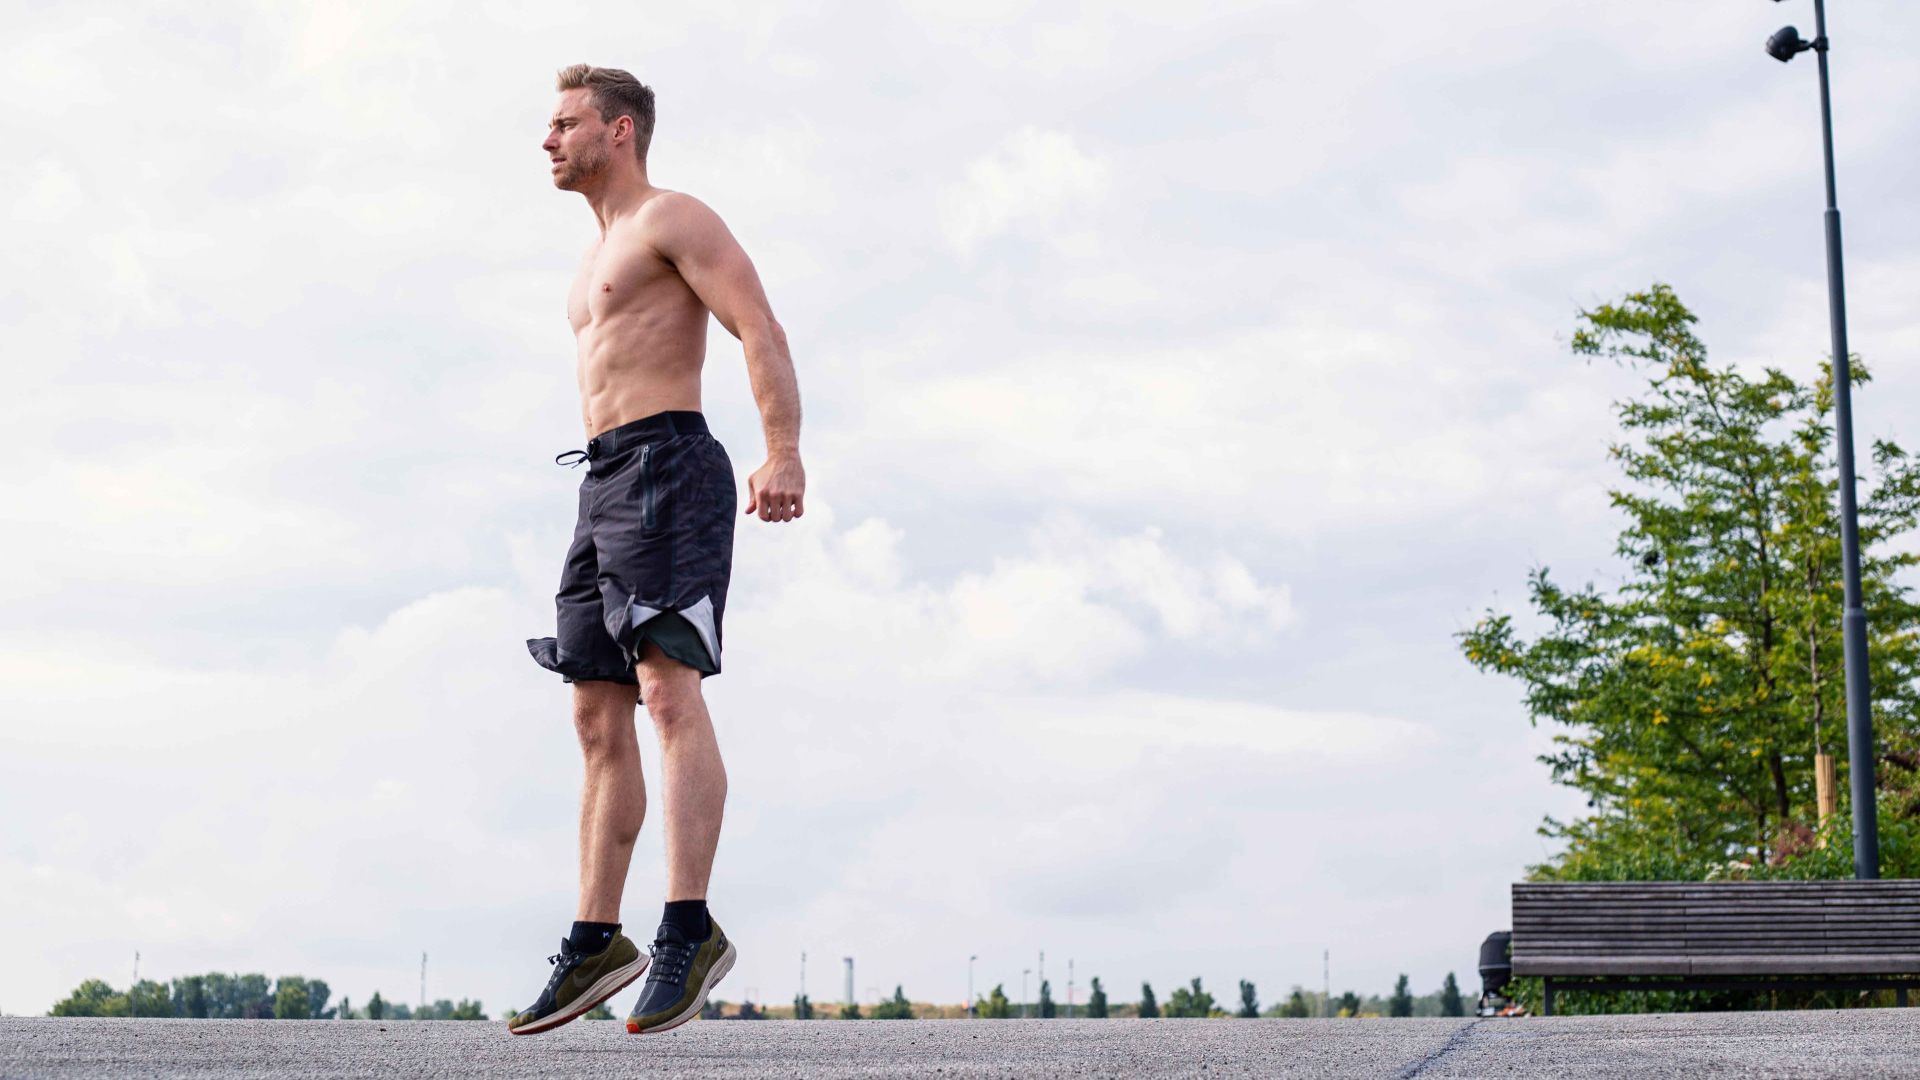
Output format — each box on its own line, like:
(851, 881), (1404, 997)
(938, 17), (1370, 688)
(1511, 880), (1920, 1014)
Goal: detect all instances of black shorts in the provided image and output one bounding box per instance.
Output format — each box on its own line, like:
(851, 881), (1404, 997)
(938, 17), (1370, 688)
(526, 410), (736, 688)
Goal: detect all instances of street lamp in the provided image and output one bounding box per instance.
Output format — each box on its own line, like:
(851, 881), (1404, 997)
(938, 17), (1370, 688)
(1767, 0), (1879, 879)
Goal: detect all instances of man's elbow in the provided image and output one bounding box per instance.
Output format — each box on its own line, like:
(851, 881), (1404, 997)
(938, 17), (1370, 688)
(742, 313), (789, 355)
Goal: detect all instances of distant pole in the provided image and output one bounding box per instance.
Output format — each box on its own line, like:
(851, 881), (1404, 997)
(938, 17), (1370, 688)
(1022, 969), (1031, 1019)
(968, 955), (977, 1019)
(1068, 958), (1075, 1019)
(843, 957), (854, 1010)
(1038, 950), (1045, 1016)
(1322, 950), (1330, 1019)
(420, 953), (427, 1012)
(801, 951), (807, 1004)
(132, 951), (140, 1016)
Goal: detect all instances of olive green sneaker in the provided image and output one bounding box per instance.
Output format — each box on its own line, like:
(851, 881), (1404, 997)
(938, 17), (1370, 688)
(624, 919), (737, 1034)
(506, 933), (647, 1036)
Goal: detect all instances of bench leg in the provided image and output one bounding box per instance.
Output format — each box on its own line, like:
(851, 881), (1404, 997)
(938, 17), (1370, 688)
(1542, 979), (1554, 1017)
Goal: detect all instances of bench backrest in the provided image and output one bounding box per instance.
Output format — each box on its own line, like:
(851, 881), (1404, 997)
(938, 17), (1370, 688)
(1511, 880), (1920, 976)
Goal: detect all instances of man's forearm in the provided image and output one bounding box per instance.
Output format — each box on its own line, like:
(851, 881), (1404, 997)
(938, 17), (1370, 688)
(743, 321), (801, 456)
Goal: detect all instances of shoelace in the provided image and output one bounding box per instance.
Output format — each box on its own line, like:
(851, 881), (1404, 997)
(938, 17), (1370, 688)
(542, 943), (584, 997)
(555, 449), (589, 468)
(646, 938), (696, 985)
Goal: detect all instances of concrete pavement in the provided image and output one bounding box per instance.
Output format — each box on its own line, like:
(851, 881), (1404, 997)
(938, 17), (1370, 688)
(3, 1012), (1917, 1078)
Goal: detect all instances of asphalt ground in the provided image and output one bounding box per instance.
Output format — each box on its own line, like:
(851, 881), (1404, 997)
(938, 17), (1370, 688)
(3, 1012), (1918, 1078)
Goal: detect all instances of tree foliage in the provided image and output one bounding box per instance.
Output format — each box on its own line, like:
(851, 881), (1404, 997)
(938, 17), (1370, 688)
(1439, 973), (1464, 1018)
(1137, 982), (1158, 1019)
(871, 986), (914, 1019)
(1236, 980), (1259, 1018)
(1087, 976), (1108, 1018)
(977, 983), (1011, 1019)
(1165, 977), (1217, 1018)
(1388, 974), (1413, 1018)
(1460, 284), (1920, 878)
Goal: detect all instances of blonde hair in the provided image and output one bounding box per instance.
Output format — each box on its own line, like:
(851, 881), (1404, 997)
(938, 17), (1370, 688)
(555, 64), (656, 161)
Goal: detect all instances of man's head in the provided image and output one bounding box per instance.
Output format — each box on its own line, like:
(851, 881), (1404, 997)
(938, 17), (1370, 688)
(545, 64), (655, 191)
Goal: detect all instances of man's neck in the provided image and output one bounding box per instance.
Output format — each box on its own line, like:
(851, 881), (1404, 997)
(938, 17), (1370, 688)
(581, 165), (655, 235)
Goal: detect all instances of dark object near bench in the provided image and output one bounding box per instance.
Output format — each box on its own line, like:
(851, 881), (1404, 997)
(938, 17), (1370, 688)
(1512, 880), (1920, 1014)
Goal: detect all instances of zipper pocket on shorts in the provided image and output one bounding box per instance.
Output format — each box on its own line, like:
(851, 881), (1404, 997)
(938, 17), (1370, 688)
(640, 443), (657, 531)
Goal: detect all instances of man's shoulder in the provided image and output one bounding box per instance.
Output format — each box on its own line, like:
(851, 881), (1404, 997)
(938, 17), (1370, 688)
(633, 190), (733, 257)
(638, 188), (721, 228)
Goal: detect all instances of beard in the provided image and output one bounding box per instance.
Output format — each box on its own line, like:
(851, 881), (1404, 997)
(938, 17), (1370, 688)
(553, 138), (612, 190)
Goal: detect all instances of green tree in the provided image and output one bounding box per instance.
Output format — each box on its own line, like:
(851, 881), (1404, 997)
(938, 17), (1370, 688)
(1439, 973), (1464, 1017)
(585, 1002), (614, 1020)
(1460, 284), (1920, 878)
(233, 974), (273, 1019)
(1388, 974), (1412, 1018)
(171, 976), (209, 1019)
(1165, 978), (1216, 1018)
(837, 1001), (862, 1020)
(388, 1002), (413, 1020)
(366, 991), (386, 1021)
(872, 986), (914, 1019)
(50, 979), (125, 1017)
(1279, 988), (1311, 1018)
(1237, 980), (1259, 1018)
(122, 980), (170, 1018)
(1037, 979), (1055, 1018)
(305, 979), (333, 1019)
(978, 984), (1011, 1019)
(1335, 991), (1360, 1018)
(201, 974), (237, 1018)
(793, 993), (813, 1020)
(274, 979), (311, 1020)
(1087, 977), (1108, 1019)
(1138, 982), (1159, 1018)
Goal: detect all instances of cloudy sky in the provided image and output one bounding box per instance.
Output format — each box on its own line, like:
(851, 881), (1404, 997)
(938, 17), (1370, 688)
(6, 0), (1920, 1018)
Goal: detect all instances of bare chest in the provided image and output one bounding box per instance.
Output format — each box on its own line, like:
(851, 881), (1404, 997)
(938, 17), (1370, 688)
(566, 238), (686, 334)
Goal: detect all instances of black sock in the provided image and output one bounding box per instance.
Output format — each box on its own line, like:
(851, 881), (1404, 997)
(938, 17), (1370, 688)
(661, 900), (710, 941)
(569, 920), (621, 955)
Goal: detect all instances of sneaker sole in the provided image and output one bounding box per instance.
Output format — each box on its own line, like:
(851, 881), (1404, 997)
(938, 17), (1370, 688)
(507, 954), (649, 1036)
(625, 939), (737, 1034)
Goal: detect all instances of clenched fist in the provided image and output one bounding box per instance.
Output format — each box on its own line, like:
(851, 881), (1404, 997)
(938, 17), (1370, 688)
(745, 453), (806, 523)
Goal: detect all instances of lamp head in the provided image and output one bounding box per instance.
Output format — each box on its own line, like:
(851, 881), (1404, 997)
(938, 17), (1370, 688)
(1767, 24), (1811, 62)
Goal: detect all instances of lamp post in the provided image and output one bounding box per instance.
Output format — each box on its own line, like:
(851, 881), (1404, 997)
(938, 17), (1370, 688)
(968, 955), (977, 1019)
(1767, 0), (1878, 879)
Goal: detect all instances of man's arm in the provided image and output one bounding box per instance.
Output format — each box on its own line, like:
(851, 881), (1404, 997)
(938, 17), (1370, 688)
(650, 193), (805, 523)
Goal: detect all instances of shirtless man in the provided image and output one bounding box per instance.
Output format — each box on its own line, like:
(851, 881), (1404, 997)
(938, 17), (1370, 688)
(509, 63), (804, 1037)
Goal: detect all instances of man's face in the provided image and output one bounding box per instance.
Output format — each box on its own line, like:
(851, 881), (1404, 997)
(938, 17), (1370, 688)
(544, 89), (612, 191)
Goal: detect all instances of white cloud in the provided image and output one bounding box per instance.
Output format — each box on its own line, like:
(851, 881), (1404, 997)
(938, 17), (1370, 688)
(937, 127), (1110, 256)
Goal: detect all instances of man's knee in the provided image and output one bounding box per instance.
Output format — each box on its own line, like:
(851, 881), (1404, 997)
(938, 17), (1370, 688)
(637, 658), (705, 734)
(572, 681), (638, 760)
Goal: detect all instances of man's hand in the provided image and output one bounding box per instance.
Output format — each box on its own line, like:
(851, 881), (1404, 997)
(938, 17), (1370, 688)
(745, 454), (806, 523)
